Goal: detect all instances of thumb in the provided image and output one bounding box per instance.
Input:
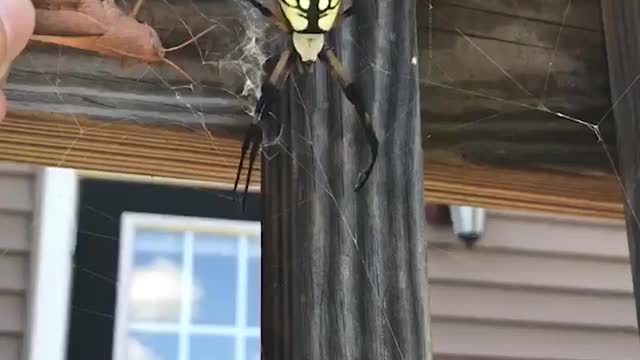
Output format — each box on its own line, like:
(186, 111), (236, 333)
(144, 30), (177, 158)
(0, 0), (35, 120)
(0, 0), (36, 83)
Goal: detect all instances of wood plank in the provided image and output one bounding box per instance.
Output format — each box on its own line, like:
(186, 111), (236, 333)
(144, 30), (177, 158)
(0, 112), (625, 220)
(14, 0), (613, 177)
(428, 249), (633, 294)
(432, 320), (640, 360)
(421, 0), (614, 174)
(424, 162), (623, 219)
(430, 283), (637, 331)
(1, 0), (617, 220)
(0, 213), (31, 253)
(260, 0), (431, 359)
(423, 0), (602, 30)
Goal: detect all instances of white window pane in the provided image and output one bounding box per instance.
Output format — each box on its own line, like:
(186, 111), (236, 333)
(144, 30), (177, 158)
(127, 332), (178, 360)
(192, 235), (238, 325)
(189, 335), (234, 360)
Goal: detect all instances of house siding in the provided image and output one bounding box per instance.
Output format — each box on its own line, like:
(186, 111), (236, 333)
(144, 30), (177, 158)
(0, 162), (37, 360)
(7, 165), (640, 359)
(428, 210), (640, 360)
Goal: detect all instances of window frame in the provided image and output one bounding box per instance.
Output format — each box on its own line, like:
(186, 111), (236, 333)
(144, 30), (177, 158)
(29, 168), (261, 360)
(114, 213), (261, 360)
(28, 167), (79, 360)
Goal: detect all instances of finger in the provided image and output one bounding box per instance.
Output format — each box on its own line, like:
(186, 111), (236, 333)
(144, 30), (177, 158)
(0, 21), (7, 87)
(0, 90), (6, 121)
(0, 0), (36, 85)
(0, 0), (36, 60)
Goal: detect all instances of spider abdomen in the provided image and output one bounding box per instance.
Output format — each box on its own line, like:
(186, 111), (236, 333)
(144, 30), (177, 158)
(279, 0), (341, 33)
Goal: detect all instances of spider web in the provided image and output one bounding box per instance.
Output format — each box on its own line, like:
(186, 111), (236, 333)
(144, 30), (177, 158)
(1, 0), (638, 359)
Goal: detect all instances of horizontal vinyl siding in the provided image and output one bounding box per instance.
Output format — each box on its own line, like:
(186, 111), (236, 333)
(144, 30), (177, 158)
(0, 213), (31, 253)
(427, 210), (640, 360)
(0, 174), (35, 213)
(428, 211), (630, 259)
(0, 255), (29, 292)
(432, 320), (639, 360)
(0, 337), (20, 360)
(0, 162), (37, 360)
(430, 283), (636, 331)
(0, 296), (25, 334)
(428, 248), (632, 294)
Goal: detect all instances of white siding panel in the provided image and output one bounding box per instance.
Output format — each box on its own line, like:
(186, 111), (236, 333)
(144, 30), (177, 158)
(0, 295), (25, 333)
(482, 212), (628, 259)
(432, 320), (640, 360)
(0, 213), (30, 253)
(0, 336), (20, 360)
(0, 254), (28, 293)
(0, 162), (36, 360)
(0, 175), (33, 213)
(428, 248), (633, 294)
(428, 210), (638, 360)
(0, 163), (37, 175)
(428, 211), (629, 260)
(430, 283), (636, 330)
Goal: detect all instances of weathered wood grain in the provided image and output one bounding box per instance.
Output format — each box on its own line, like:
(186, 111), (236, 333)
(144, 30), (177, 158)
(2, 0), (619, 217)
(0, 111), (623, 219)
(422, 0), (615, 172)
(601, 0), (640, 336)
(260, 0), (431, 358)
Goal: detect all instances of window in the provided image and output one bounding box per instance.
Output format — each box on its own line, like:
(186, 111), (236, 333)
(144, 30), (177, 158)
(114, 214), (261, 360)
(64, 178), (261, 360)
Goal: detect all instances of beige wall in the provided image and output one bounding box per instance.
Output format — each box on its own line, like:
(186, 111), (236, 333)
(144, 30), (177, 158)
(0, 163), (37, 360)
(427, 210), (639, 360)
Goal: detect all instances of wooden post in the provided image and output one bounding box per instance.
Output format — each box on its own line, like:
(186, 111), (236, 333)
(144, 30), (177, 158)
(601, 2), (640, 333)
(260, 1), (431, 359)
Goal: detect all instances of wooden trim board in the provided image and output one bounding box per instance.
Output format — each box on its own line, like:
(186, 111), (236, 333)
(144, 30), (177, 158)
(0, 112), (623, 220)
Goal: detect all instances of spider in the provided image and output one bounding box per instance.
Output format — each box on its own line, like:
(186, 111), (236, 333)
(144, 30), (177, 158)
(233, 0), (379, 205)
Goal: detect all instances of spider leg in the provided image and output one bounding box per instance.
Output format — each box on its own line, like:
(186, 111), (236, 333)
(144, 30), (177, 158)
(336, 6), (355, 24)
(242, 0), (289, 31)
(319, 47), (378, 192)
(234, 48), (293, 209)
(335, 6), (353, 26)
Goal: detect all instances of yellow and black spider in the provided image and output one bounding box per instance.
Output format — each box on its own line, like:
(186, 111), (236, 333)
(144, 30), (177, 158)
(233, 0), (378, 203)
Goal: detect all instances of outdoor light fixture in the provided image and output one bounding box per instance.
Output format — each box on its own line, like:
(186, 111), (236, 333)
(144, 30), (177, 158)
(449, 205), (486, 248)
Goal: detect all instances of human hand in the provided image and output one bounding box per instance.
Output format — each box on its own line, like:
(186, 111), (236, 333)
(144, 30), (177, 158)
(0, 0), (35, 120)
